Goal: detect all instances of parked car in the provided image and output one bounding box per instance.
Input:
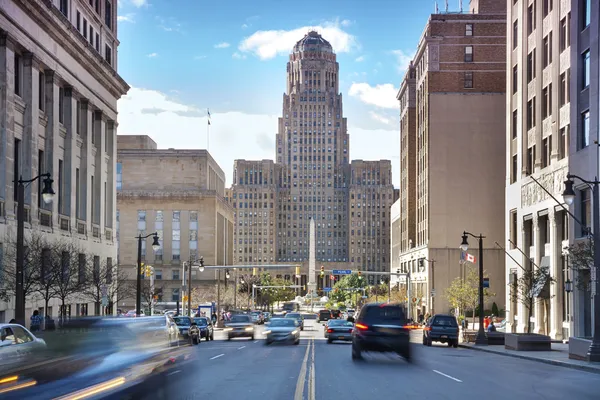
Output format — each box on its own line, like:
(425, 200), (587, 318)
(422, 314), (459, 347)
(193, 317), (214, 341)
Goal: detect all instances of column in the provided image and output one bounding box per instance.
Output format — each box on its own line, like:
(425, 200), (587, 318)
(518, 221), (528, 333)
(105, 120), (115, 231)
(533, 214), (544, 334)
(548, 210), (562, 339)
(63, 87), (74, 220)
(0, 31), (16, 221)
(43, 70), (58, 219)
(93, 110), (105, 233)
(21, 53), (36, 207)
(80, 100), (90, 225)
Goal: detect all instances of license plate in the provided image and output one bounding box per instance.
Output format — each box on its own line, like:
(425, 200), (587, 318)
(441, 335), (448, 339)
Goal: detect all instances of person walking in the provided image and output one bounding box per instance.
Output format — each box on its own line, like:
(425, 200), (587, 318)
(30, 310), (42, 332)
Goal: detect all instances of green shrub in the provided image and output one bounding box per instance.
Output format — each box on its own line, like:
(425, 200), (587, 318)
(492, 302), (499, 316)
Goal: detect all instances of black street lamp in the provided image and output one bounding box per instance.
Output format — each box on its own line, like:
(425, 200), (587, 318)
(562, 174), (600, 362)
(136, 232), (160, 317)
(15, 173), (55, 325)
(186, 257), (205, 317)
(460, 231), (488, 345)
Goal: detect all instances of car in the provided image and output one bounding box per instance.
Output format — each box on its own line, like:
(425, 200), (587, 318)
(264, 318), (301, 345)
(423, 314), (459, 347)
(193, 316), (215, 341)
(188, 322), (201, 345)
(325, 319), (354, 343)
(172, 316), (193, 340)
(318, 310), (332, 323)
(351, 303), (411, 362)
(250, 311), (264, 324)
(225, 314), (255, 340)
(284, 312), (304, 330)
(0, 323), (47, 372)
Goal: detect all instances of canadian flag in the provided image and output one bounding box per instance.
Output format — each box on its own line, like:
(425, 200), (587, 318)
(466, 253), (476, 263)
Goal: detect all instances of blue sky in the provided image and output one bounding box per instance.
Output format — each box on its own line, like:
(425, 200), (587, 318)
(116, 0), (443, 186)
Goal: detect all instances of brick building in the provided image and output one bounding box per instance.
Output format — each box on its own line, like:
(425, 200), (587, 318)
(394, 0), (507, 316)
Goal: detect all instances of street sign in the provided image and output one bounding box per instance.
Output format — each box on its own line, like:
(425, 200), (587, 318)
(323, 287), (332, 292)
(483, 278), (490, 288)
(332, 269), (352, 275)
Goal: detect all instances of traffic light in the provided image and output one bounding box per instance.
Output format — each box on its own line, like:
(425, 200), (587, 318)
(183, 295), (188, 302)
(358, 271), (362, 280)
(330, 275), (335, 281)
(295, 266), (301, 277)
(320, 266), (325, 276)
(252, 268), (257, 276)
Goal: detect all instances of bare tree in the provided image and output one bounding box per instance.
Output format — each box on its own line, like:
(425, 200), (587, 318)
(109, 267), (136, 315)
(52, 241), (88, 320)
(565, 238), (593, 292)
(80, 256), (116, 315)
(140, 279), (165, 314)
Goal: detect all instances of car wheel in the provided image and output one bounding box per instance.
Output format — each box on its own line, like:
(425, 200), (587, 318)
(426, 338), (432, 347)
(327, 338), (332, 344)
(192, 336), (199, 345)
(294, 339), (300, 345)
(265, 340), (271, 346)
(452, 341), (458, 348)
(351, 344), (362, 361)
(422, 335), (427, 346)
(227, 336), (231, 341)
(447, 341), (452, 347)
(251, 335), (255, 340)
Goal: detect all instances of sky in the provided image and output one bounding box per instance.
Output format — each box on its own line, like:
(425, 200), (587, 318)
(116, 0), (447, 187)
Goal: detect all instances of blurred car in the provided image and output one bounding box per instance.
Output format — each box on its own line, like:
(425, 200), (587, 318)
(351, 303), (410, 362)
(263, 312), (271, 322)
(264, 318), (300, 345)
(331, 310), (342, 319)
(173, 316), (193, 340)
(0, 323), (47, 372)
(192, 317), (214, 341)
(347, 309), (356, 318)
(325, 319), (354, 343)
(225, 314), (255, 340)
(318, 310), (332, 323)
(284, 312), (304, 330)
(423, 314), (459, 347)
(250, 311), (264, 325)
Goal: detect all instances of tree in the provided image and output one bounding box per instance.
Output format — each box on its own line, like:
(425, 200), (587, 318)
(81, 256), (120, 315)
(445, 266), (494, 323)
(51, 240), (88, 320)
(236, 273), (260, 308)
(0, 230), (48, 305)
(140, 279), (164, 314)
(565, 238), (593, 292)
(108, 267), (136, 315)
(509, 265), (554, 334)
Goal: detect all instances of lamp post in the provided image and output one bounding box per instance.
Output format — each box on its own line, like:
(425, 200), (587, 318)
(460, 231), (488, 345)
(184, 257), (205, 317)
(562, 175), (600, 361)
(136, 233), (160, 317)
(15, 173), (55, 325)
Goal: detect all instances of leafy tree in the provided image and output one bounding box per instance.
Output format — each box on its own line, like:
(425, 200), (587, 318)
(445, 266), (494, 324)
(509, 265), (554, 333)
(565, 238), (593, 292)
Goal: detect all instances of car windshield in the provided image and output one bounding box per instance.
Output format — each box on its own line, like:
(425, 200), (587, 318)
(251, 312), (260, 315)
(433, 316), (458, 327)
(269, 319), (296, 327)
(286, 313), (300, 319)
(328, 320), (353, 327)
(194, 317), (209, 326)
(363, 306), (406, 324)
(231, 315), (251, 323)
(173, 317), (191, 326)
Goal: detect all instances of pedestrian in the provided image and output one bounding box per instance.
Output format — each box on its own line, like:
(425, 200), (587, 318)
(9, 319), (16, 324)
(30, 310), (42, 332)
(487, 320), (497, 332)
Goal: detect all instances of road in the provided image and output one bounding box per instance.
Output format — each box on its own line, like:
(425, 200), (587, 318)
(128, 319), (600, 400)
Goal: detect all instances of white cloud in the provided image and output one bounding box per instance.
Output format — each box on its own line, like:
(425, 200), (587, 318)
(214, 42), (231, 49)
(391, 49), (415, 74)
(340, 19), (353, 27)
(238, 20), (357, 60)
(117, 14), (135, 23)
(369, 111), (393, 126)
(348, 82), (399, 109)
(232, 52), (246, 59)
(194, 55), (207, 60)
(355, 56), (364, 62)
(241, 23), (249, 29)
(117, 87), (400, 187)
(156, 16), (182, 33)
(131, 0), (147, 7)
(147, 52), (158, 58)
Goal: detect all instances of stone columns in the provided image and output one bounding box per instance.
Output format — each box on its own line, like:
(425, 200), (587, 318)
(0, 30), (15, 220)
(518, 222), (528, 333)
(80, 100), (90, 223)
(532, 214), (544, 334)
(93, 110), (105, 230)
(549, 211), (563, 339)
(62, 86), (74, 219)
(43, 70), (58, 217)
(21, 52), (36, 206)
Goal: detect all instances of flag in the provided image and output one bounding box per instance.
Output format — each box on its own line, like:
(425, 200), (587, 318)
(466, 253), (476, 263)
(207, 108), (211, 125)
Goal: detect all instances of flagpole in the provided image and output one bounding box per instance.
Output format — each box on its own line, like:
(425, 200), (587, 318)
(207, 108), (211, 152)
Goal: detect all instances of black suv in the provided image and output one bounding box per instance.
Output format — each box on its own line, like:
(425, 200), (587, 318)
(422, 314), (459, 347)
(351, 303), (410, 362)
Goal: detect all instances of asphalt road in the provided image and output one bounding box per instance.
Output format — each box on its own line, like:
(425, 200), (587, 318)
(127, 320), (600, 400)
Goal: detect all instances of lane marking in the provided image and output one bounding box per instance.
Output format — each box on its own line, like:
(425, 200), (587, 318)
(167, 370), (181, 376)
(309, 339), (316, 400)
(254, 340), (259, 343)
(237, 346), (246, 350)
(433, 370), (462, 382)
(210, 354), (225, 360)
(294, 338), (312, 400)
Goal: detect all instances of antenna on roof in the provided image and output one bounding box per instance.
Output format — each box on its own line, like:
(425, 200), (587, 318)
(459, 0), (463, 12)
(435, 1), (439, 13)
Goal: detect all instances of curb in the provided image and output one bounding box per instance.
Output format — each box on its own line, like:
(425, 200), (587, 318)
(458, 344), (600, 375)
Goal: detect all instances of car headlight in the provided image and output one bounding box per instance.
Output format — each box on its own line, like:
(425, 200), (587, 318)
(263, 330), (271, 335)
(245, 327), (254, 331)
(291, 330), (298, 335)
(224, 328), (233, 331)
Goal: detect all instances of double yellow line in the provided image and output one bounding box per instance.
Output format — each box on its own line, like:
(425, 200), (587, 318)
(294, 338), (315, 400)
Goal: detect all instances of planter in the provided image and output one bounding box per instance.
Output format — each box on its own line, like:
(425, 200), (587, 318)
(487, 332), (505, 345)
(569, 337), (593, 361)
(505, 333), (551, 351)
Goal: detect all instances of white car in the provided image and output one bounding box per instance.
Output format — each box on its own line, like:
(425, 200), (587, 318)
(0, 323), (47, 372)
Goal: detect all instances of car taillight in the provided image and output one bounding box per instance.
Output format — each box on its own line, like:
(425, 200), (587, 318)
(424, 326), (431, 331)
(327, 329), (333, 333)
(348, 329), (353, 333)
(354, 323), (368, 331)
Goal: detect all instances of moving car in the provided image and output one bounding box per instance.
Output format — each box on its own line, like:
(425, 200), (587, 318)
(325, 319), (354, 343)
(0, 323), (47, 372)
(318, 310), (332, 323)
(193, 317), (214, 341)
(173, 316), (193, 339)
(423, 314), (459, 347)
(264, 318), (300, 345)
(351, 303), (411, 362)
(250, 311), (265, 325)
(225, 314), (255, 340)
(284, 312), (304, 330)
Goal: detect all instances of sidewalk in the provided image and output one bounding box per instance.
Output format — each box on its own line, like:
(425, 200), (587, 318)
(459, 341), (600, 375)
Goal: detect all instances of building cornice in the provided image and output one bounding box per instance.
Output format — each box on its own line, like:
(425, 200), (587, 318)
(117, 189), (223, 200)
(10, 0), (129, 100)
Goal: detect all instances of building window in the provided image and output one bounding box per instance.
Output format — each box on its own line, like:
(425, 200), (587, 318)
(464, 46), (473, 62)
(105, 44), (112, 66)
(172, 211), (181, 261)
(580, 188), (591, 237)
(527, 51), (535, 82)
(526, 146), (535, 175)
(38, 150), (44, 207)
(582, 50), (590, 88)
(76, 11), (81, 31)
(105, 0), (112, 29)
(559, 16), (569, 52)
(560, 71), (569, 106)
(38, 71), (45, 111)
(155, 210), (163, 260)
(95, 33), (100, 52)
(190, 211), (198, 261)
(172, 270), (180, 280)
(511, 154), (518, 183)
(559, 126), (568, 159)
(542, 84), (552, 119)
(89, 26), (94, 46)
(512, 20), (518, 49)
(580, 110), (590, 148)
(76, 168), (81, 219)
(510, 210), (518, 247)
(542, 0), (552, 17)
(13, 139), (21, 202)
(527, 4), (535, 34)
(59, 0), (68, 16)
(116, 162), (122, 190)
(14, 54), (22, 96)
(58, 87), (65, 124)
(512, 110), (518, 139)
(542, 137), (550, 168)
(155, 269), (162, 280)
(466, 23), (473, 36)
(464, 72), (473, 88)
(527, 97), (536, 130)
(512, 65), (518, 93)
(58, 159), (64, 214)
(583, 0), (591, 29)
(83, 19), (87, 39)
(543, 33), (552, 68)
(137, 210), (146, 231)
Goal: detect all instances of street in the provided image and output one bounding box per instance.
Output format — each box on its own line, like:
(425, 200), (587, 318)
(128, 319), (600, 400)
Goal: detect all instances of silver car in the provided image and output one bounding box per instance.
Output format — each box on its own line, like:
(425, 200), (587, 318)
(264, 318), (300, 345)
(0, 323), (47, 373)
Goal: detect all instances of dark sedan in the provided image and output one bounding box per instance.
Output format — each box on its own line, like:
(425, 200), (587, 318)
(326, 320), (354, 343)
(422, 314), (459, 347)
(193, 317), (214, 341)
(351, 303), (410, 362)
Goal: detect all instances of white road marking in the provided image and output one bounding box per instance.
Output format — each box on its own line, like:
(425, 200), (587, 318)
(254, 340), (258, 343)
(210, 354), (225, 360)
(237, 346), (246, 350)
(294, 339), (312, 400)
(433, 370), (462, 382)
(167, 370), (181, 376)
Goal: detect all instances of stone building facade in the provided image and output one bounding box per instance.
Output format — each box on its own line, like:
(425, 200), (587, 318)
(394, 0), (507, 317)
(0, 0), (128, 323)
(231, 32), (394, 291)
(116, 135), (234, 312)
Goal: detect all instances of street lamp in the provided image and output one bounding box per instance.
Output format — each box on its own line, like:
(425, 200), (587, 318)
(565, 279), (574, 293)
(562, 174), (600, 361)
(186, 256), (205, 317)
(136, 232), (160, 317)
(15, 173), (55, 325)
(225, 269), (231, 279)
(460, 231), (488, 345)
